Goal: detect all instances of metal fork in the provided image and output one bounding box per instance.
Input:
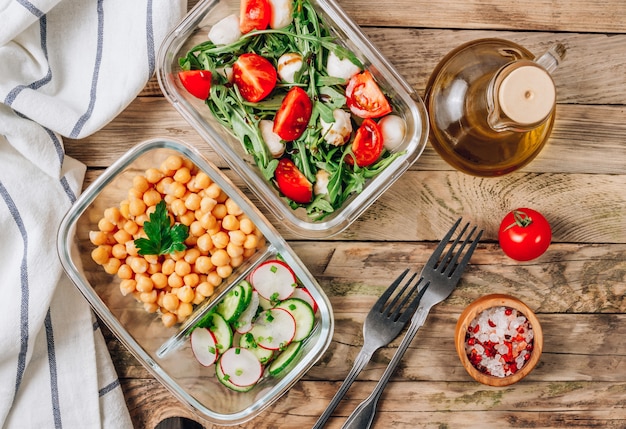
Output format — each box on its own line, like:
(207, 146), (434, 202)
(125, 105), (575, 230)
(312, 269), (427, 429)
(342, 218), (483, 429)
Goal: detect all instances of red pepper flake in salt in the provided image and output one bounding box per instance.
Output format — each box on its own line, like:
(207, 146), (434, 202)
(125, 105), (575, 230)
(464, 306), (534, 377)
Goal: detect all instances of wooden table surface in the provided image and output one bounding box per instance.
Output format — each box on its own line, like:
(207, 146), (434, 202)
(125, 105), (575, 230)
(65, 0), (626, 428)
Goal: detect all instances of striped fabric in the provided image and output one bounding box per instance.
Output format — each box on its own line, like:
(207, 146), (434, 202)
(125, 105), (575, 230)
(0, 0), (186, 427)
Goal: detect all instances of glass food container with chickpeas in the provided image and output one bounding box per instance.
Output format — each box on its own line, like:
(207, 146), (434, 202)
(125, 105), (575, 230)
(57, 138), (334, 426)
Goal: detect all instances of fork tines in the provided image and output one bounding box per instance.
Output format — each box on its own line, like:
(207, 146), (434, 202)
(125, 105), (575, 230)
(379, 270), (426, 323)
(432, 218), (483, 278)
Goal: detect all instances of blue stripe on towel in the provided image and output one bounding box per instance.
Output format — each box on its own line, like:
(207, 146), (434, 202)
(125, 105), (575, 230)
(147, 0), (155, 77)
(4, 15), (52, 106)
(44, 309), (63, 429)
(99, 379), (121, 397)
(0, 182), (30, 399)
(70, 0), (105, 138)
(16, 0), (44, 18)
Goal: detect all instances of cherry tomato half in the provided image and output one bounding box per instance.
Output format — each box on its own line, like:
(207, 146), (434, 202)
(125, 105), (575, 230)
(347, 118), (384, 167)
(274, 158), (313, 204)
(273, 87), (313, 141)
(498, 208), (552, 261)
(345, 70), (392, 119)
(233, 53), (277, 102)
(240, 0), (271, 34)
(178, 70), (212, 100)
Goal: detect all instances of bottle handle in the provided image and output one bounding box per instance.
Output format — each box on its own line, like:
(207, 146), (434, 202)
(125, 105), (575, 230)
(534, 43), (567, 74)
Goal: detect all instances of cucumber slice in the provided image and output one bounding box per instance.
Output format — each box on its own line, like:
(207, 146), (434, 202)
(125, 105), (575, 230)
(216, 284), (247, 323)
(190, 327), (218, 367)
(208, 312), (233, 354)
(234, 291), (260, 334)
(239, 331), (274, 365)
(250, 308), (296, 350)
(258, 293), (273, 311)
(215, 358), (255, 392)
(250, 259), (297, 302)
(291, 287), (318, 313)
(269, 341), (302, 376)
(276, 298), (315, 342)
(219, 347), (264, 387)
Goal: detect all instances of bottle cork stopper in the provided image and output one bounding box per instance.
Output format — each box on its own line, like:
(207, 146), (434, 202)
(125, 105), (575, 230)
(498, 65), (556, 125)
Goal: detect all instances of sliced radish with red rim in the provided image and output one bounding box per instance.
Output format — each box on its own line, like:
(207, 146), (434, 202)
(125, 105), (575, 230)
(190, 328), (219, 367)
(250, 259), (297, 302)
(291, 287), (318, 313)
(250, 307), (296, 350)
(219, 347), (264, 387)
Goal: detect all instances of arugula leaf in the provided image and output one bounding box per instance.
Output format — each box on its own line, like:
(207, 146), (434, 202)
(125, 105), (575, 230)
(134, 200), (189, 256)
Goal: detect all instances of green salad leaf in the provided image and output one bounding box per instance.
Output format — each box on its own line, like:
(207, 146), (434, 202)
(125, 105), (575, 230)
(134, 200), (189, 256)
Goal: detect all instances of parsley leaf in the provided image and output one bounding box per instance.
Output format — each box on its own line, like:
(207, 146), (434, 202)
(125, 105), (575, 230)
(134, 200), (189, 256)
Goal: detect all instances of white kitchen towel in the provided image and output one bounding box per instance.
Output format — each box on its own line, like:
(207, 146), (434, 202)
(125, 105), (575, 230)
(0, 0), (186, 428)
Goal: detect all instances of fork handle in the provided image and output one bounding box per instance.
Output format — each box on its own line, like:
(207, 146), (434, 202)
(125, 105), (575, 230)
(341, 307), (430, 429)
(312, 347), (375, 429)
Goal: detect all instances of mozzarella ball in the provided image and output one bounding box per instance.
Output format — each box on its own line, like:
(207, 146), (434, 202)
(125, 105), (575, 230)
(313, 169), (330, 197)
(378, 114), (407, 151)
(277, 53), (304, 83)
(208, 14), (241, 46)
(259, 120), (286, 158)
(268, 0), (294, 29)
(326, 51), (361, 81)
(321, 109), (353, 146)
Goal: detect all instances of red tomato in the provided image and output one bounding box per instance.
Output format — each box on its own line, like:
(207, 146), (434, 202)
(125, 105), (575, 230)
(498, 208), (552, 261)
(178, 70), (212, 100)
(274, 158), (313, 204)
(233, 53), (277, 102)
(347, 118), (384, 167)
(273, 87), (313, 141)
(345, 70), (392, 119)
(240, 0), (271, 33)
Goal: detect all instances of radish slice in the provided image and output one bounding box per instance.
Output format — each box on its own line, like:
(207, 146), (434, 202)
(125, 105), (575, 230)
(234, 291), (260, 334)
(250, 308), (296, 350)
(250, 259), (297, 301)
(219, 347), (263, 387)
(291, 287), (318, 313)
(190, 328), (219, 367)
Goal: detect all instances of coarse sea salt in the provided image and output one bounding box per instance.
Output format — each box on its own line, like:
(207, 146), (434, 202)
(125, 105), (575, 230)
(465, 306), (534, 378)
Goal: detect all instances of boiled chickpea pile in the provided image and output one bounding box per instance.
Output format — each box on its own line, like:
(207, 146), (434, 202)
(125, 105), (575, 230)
(89, 154), (265, 327)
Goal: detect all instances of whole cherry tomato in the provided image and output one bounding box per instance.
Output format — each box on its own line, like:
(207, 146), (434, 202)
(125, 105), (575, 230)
(498, 208), (552, 261)
(273, 87), (312, 141)
(274, 158), (313, 203)
(346, 118), (384, 167)
(240, 0), (271, 34)
(233, 53), (277, 102)
(345, 70), (392, 119)
(178, 70), (212, 100)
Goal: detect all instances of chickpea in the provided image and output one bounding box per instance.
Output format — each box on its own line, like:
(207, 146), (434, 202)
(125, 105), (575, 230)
(168, 273), (184, 289)
(199, 212), (217, 231)
(148, 262), (162, 275)
(174, 259), (191, 277)
(207, 271), (223, 287)
(196, 234), (213, 253)
(184, 248), (201, 264)
(144, 254), (159, 265)
(177, 285), (195, 303)
(197, 281), (215, 298)
(164, 155), (183, 171)
(183, 273), (200, 288)
(184, 193), (202, 211)
(179, 211), (196, 226)
(91, 245), (111, 265)
(129, 256), (149, 274)
(161, 258), (176, 276)
(211, 231), (229, 249)
(227, 242), (244, 258)
(143, 188), (162, 207)
(140, 289), (158, 304)
(189, 221), (205, 238)
(225, 198), (243, 216)
(162, 312), (178, 328)
(117, 264), (133, 280)
(151, 272), (168, 289)
(211, 249), (230, 267)
(169, 181), (187, 199)
(243, 247), (258, 258)
(133, 175), (150, 194)
(111, 243), (127, 259)
(125, 240), (139, 257)
(145, 167), (164, 184)
(162, 293), (180, 312)
(103, 257), (121, 275)
(97, 217), (116, 233)
(156, 177), (173, 194)
(177, 302), (194, 321)
(119, 200), (130, 219)
(205, 183), (222, 199)
(221, 214), (240, 231)
(200, 197), (217, 213)
(174, 167), (192, 184)
(143, 302), (159, 313)
(127, 187), (143, 200)
(194, 255), (213, 274)
(129, 198), (147, 217)
(170, 198), (187, 217)
(104, 207), (122, 225)
(238, 217), (255, 235)
(194, 172), (211, 190)
(229, 230), (246, 247)
(212, 203), (227, 220)
(113, 229), (132, 245)
(243, 233), (259, 249)
(135, 213), (148, 226)
(89, 230), (109, 246)
(135, 274), (154, 293)
(123, 219), (139, 236)
(216, 264), (233, 279)
(230, 255), (244, 268)
(193, 291), (206, 305)
(119, 279), (136, 296)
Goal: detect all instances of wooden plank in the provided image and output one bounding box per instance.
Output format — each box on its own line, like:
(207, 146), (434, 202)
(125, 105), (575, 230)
(336, 0), (626, 33)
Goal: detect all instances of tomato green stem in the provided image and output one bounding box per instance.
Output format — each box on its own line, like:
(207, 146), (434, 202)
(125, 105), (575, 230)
(504, 209), (533, 231)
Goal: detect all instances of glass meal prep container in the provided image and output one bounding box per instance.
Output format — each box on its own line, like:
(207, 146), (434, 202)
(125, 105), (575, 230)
(57, 139), (334, 426)
(157, 0), (429, 238)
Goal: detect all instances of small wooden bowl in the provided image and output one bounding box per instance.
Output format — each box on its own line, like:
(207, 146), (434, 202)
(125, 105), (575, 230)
(455, 294), (543, 387)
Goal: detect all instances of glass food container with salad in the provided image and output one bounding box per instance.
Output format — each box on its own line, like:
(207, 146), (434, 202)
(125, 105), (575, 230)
(157, 0), (429, 238)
